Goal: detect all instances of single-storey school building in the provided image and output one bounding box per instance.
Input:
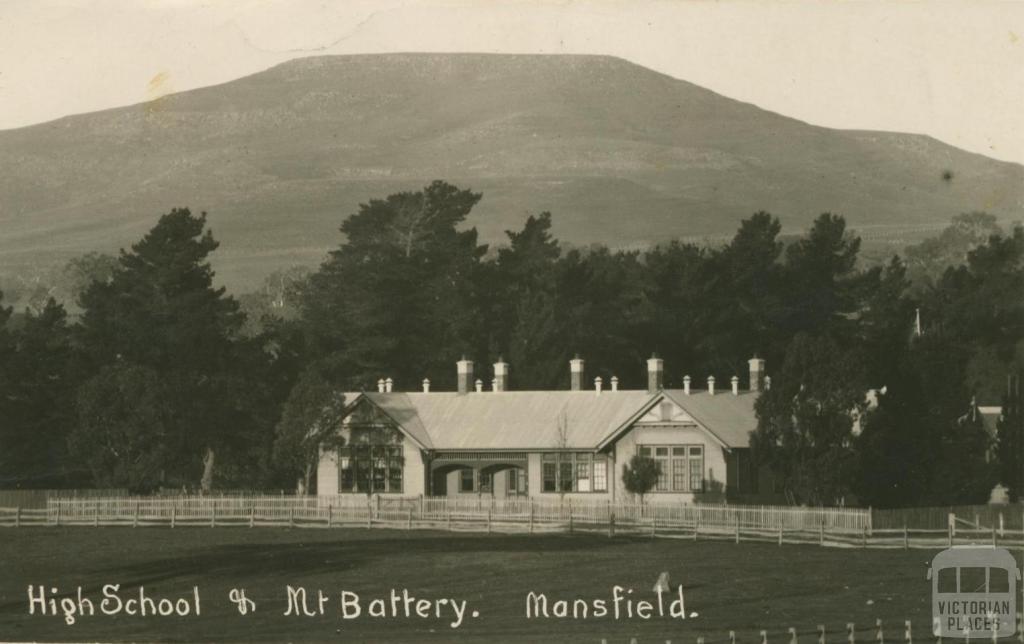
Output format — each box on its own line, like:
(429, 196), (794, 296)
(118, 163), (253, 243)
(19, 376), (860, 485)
(317, 355), (774, 503)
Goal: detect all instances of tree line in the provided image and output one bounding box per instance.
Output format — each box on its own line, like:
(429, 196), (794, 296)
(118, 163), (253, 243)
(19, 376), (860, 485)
(0, 180), (1021, 507)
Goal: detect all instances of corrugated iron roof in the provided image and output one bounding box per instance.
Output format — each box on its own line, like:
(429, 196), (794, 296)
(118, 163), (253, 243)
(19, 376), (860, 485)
(663, 389), (758, 448)
(343, 388), (758, 450)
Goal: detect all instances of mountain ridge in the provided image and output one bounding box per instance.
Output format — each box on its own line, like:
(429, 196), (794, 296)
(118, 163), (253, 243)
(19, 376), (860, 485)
(1, 53), (1020, 290)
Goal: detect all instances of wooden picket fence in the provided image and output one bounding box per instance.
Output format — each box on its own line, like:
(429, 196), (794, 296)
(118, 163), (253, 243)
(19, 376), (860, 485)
(0, 494), (989, 550)
(0, 495), (868, 533)
(600, 615), (1024, 644)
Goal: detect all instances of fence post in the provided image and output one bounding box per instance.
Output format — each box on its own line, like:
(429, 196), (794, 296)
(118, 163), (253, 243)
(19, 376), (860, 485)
(992, 524), (997, 546)
(694, 514), (699, 541)
(419, 494), (424, 520)
(376, 494), (381, 520)
(608, 510), (615, 538)
(133, 501), (139, 528)
(819, 522), (824, 546)
(847, 622), (856, 644)
(94, 502), (99, 528)
(735, 516), (740, 544)
(56, 502), (61, 527)
(999, 512), (1005, 537)
(15, 506), (20, 528)
(327, 505), (333, 528)
(407, 508), (413, 530)
(862, 526), (867, 548)
(778, 525), (783, 546)
(171, 505), (176, 529)
(446, 507), (451, 532)
(903, 524), (908, 549)
(651, 513), (656, 538)
(250, 506), (255, 528)
(211, 503), (216, 528)
(948, 514), (954, 547)
(289, 507), (295, 529)
(529, 501), (534, 534)
(569, 503), (574, 535)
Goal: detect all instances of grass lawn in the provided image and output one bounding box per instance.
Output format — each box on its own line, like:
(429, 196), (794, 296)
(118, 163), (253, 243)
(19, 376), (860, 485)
(0, 527), (950, 642)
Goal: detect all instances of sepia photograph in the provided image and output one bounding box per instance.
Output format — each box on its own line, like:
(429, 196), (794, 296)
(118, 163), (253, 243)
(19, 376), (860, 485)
(1, 1), (1023, 642)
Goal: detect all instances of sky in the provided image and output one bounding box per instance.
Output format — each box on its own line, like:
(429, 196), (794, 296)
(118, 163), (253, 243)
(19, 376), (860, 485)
(1, 0), (1022, 165)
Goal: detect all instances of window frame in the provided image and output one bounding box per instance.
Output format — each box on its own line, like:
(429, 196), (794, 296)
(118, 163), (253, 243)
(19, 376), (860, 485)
(539, 452), (608, 493)
(635, 443), (704, 493)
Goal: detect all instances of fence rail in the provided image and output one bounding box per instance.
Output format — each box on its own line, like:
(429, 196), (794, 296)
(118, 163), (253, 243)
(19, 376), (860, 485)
(0, 489), (128, 509)
(7, 495), (1013, 551)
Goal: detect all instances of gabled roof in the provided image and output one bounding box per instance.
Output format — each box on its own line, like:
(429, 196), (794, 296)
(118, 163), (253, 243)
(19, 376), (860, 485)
(662, 389), (758, 448)
(339, 388), (758, 451)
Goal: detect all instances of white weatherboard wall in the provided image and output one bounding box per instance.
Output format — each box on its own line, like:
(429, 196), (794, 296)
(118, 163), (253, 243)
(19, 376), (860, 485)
(612, 423), (727, 503)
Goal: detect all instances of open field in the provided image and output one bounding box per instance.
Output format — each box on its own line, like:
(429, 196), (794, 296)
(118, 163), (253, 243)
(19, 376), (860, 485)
(0, 527), (957, 643)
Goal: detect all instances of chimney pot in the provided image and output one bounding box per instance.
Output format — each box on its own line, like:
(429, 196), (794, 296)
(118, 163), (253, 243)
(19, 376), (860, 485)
(377, 378), (385, 393)
(457, 358), (474, 394)
(595, 376), (603, 393)
(748, 356), (766, 392)
(707, 375), (716, 396)
(647, 354), (664, 394)
(475, 378), (483, 393)
(764, 376), (772, 391)
(570, 355), (585, 391)
(422, 378), (430, 393)
(384, 377), (393, 393)
(610, 376), (619, 392)
(731, 375), (739, 396)
(683, 375), (691, 396)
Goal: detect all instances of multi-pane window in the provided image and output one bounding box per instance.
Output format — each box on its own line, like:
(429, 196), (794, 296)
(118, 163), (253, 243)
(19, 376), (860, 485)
(688, 447), (703, 492)
(338, 443), (403, 493)
(637, 444), (703, 492)
(672, 447), (688, 490)
(541, 453), (608, 493)
(542, 459), (557, 492)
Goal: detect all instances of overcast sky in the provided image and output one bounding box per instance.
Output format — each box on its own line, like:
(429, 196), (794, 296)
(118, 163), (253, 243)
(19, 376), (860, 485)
(1, 0), (1022, 165)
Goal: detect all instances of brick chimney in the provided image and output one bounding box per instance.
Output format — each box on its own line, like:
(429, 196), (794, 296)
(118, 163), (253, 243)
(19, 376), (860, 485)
(570, 355), (585, 391)
(457, 358), (473, 395)
(749, 356), (766, 392)
(422, 378), (430, 393)
(377, 378), (385, 393)
(647, 354), (664, 394)
(595, 376), (603, 393)
(683, 375), (691, 395)
(707, 375), (716, 396)
(494, 357), (509, 392)
(610, 376), (619, 392)
(731, 375), (739, 396)
(384, 377), (393, 393)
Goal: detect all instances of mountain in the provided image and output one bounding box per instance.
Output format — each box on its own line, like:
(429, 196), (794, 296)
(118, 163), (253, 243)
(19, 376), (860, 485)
(1, 53), (1021, 291)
